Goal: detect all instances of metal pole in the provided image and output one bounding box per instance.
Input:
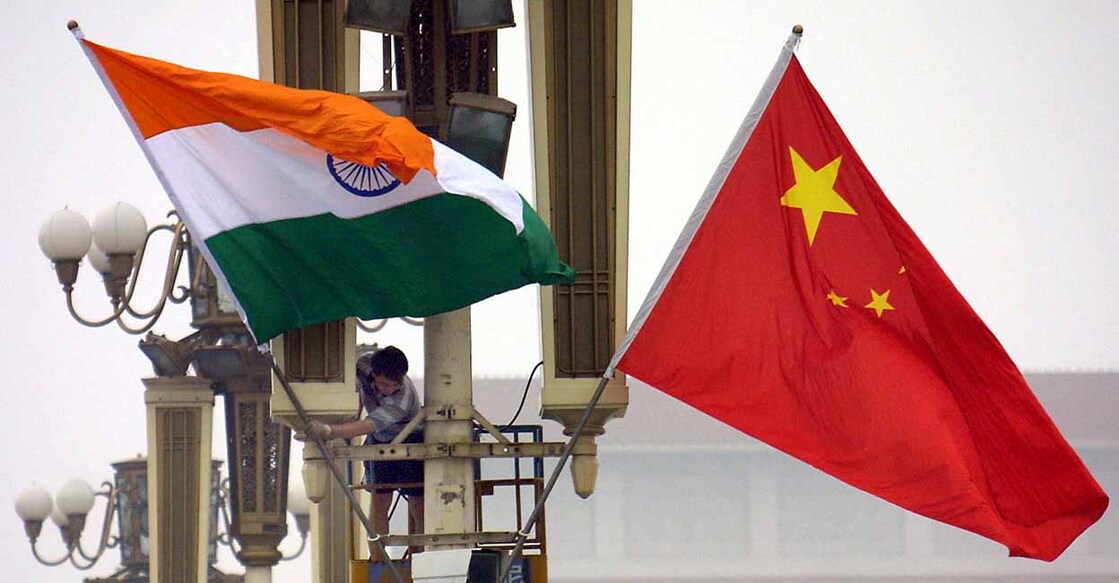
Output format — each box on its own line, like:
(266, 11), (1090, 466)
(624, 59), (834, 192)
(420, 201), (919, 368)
(242, 566), (270, 583)
(265, 356), (407, 583)
(423, 308), (476, 546)
(498, 374), (611, 582)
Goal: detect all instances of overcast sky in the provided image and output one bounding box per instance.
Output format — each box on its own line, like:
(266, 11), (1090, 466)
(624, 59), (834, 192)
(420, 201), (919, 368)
(1, 1), (1116, 581)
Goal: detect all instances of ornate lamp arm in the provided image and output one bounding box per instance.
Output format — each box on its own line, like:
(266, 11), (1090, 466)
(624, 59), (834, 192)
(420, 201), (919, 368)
(356, 319), (389, 332)
(121, 221), (189, 319)
(280, 531), (308, 561)
(215, 479), (241, 554)
(356, 316), (424, 332)
(28, 542), (72, 567)
(72, 483), (119, 565)
(60, 221), (189, 335)
(64, 289), (129, 328)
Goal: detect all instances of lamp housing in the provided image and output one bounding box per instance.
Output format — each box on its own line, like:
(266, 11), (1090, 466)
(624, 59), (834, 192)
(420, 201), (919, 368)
(192, 345), (249, 381)
(91, 202), (147, 256)
(86, 243), (112, 275)
(15, 484), (53, 522)
(38, 208), (92, 262)
(450, 0), (515, 34)
(15, 485), (53, 541)
(343, 0), (412, 35)
(353, 90), (410, 118)
(56, 479), (95, 518)
(138, 333), (192, 377)
(445, 92), (517, 177)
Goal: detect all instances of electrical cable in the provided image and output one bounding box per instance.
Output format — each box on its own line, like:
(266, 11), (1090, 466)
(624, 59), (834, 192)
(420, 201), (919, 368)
(502, 360), (543, 428)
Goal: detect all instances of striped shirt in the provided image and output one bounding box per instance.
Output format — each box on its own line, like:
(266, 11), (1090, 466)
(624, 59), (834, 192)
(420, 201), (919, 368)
(360, 375), (422, 443)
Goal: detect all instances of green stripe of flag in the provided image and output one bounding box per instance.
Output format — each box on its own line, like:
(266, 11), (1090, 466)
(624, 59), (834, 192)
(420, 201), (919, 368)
(205, 193), (574, 341)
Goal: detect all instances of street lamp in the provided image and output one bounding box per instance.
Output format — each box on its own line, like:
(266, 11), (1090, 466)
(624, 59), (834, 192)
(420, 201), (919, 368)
(38, 202), (185, 335)
(15, 475), (120, 572)
(36, 205), (296, 583)
(343, 0), (515, 35)
(15, 459), (311, 582)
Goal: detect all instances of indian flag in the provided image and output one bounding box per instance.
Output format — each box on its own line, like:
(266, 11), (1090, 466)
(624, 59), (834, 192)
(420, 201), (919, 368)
(75, 31), (574, 343)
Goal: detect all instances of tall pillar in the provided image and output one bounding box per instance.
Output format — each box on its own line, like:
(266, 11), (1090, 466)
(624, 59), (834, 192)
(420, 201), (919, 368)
(143, 376), (214, 583)
(423, 308), (476, 545)
(223, 373), (292, 583)
(256, 1), (359, 580)
(527, 0), (632, 498)
(303, 441), (353, 581)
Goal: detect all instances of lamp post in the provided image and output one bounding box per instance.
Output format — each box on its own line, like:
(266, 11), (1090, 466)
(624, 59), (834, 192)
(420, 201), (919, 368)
(341, 3), (520, 562)
(36, 203), (300, 583)
(14, 458), (311, 582)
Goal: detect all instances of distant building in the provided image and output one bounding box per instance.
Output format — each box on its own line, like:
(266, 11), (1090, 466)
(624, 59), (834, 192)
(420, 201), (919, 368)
(470, 371), (1119, 582)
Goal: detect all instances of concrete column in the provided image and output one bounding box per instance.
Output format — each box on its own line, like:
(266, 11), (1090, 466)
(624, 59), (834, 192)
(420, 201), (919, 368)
(143, 376), (214, 583)
(423, 308), (476, 547)
(304, 441), (352, 583)
(244, 566), (271, 583)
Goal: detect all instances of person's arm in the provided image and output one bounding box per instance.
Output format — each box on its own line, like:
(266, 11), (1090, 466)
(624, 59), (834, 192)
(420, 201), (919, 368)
(309, 417), (375, 440)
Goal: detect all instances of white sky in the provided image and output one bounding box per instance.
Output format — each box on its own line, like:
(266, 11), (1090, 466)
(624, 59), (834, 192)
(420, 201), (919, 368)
(0, 1), (1116, 581)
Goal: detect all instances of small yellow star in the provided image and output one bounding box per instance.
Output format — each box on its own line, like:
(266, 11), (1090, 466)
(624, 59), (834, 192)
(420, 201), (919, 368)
(780, 147), (857, 245)
(826, 290), (849, 308)
(865, 289), (895, 318)
(898, 266), (907, 274)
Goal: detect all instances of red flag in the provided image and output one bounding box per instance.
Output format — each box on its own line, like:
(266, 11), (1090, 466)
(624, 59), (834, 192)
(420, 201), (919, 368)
(609, 34), (1107, 561)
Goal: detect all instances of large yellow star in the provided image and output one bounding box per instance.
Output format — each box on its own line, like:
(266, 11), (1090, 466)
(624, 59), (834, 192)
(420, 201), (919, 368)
(864, 289), (895, 318)
(780, 147), (857, 245)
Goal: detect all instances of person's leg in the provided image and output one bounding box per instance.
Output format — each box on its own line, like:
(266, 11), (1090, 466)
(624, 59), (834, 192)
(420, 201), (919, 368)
(407, 494), (425, 554)
(369, 489), (394, 562)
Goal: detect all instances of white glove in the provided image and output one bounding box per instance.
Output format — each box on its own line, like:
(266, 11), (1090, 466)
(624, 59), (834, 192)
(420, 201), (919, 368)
(305, 420), (333, 440)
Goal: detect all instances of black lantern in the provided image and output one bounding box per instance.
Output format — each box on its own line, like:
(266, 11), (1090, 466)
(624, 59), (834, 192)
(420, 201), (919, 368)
(445, 92), (517, 177)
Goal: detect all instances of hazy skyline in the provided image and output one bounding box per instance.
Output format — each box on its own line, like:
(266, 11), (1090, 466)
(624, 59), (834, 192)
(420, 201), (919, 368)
(1, 1), (1115, 581)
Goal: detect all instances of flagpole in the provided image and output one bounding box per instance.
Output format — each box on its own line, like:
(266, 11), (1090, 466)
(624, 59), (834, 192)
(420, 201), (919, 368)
(67, 19), (257, 347)
(497, 374), (611, 583)
(511, 24), (805, 582)
(501, 25), (809, 583)
(264, 354), (408, 583)
(603, 24), (804, 379)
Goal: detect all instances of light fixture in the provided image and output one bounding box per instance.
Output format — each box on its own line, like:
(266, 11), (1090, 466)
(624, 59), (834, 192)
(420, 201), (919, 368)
(38, 208), (92, 289)
(192, 345), (248, 381)
(16, 459), (257, 579)
(85, 243), (124, 298)
(56, 478), (96, 537)
(15, 484), (52, 541)
(354, 90), (410, 118)
(445, 92), (517, 177)
(39, 206), (189, 333)
(91, 202), (147, 256)
(449, 0), (515, 34)
(186, 244), (243, 329)
(138, 333), (192, 377)
(343, 0), (412, 35)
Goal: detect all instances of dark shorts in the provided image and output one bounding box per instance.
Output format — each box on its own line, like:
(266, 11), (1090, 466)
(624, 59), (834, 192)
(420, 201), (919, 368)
(363, 431), (424, 496)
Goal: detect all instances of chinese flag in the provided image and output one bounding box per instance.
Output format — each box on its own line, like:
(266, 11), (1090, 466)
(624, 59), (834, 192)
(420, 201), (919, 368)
(611, 38), (1107, 560)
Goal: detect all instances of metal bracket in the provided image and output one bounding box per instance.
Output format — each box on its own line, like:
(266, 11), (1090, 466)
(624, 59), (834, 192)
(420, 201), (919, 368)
(377, 531), (520, 548)
(320, 440), (594, 462)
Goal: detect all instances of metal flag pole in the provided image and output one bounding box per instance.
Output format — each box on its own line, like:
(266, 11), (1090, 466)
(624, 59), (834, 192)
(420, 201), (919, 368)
(498, 374), (611, 583)
(500, 31), (812, 583)
(265, 354), (407, 583)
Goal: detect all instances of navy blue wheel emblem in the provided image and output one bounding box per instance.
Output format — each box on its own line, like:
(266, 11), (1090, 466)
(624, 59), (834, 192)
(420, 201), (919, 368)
(326, 154), (402, 197)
